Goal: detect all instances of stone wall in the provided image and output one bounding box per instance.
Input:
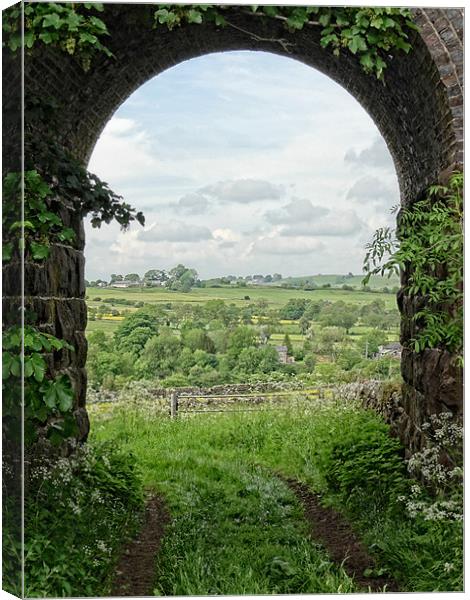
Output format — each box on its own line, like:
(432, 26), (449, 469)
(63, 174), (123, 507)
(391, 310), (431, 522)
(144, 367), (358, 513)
(4, 6), (463, 452)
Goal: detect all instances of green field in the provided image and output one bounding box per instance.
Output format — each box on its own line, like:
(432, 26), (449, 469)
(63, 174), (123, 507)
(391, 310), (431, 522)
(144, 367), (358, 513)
(279, 273), (400, 290)
(88, 400), (462, 594)
(86, 319), (122, 334)
(86, 285), (400, 348)
(86, 285), (399, 311)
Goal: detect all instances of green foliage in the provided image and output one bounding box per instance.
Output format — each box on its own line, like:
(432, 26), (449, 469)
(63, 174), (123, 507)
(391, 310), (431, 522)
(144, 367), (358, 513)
(114, 307), (160, 349)
(93, 409), (356, 595)
(318, 301), (358, 332)
(227, 325), (258, 354)
(22, 443), (143, 597)
(3, 170), (75, 263)
(92, 402), (463, 592)
(3, 2), (112, 71)
(152, 5), (417, 79)
(135, 330), (182, 379)
(311, 409), (407, 507)
(279, 298), (309, 320)
(4, 3), (417, 79)
(167, 264), (199, 292)
(363, 173), (463, 355)
(3, 325), (76, 446)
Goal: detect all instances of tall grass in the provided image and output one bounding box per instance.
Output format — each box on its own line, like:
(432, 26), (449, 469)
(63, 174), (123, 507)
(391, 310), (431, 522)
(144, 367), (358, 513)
(91, 399), (462, 593)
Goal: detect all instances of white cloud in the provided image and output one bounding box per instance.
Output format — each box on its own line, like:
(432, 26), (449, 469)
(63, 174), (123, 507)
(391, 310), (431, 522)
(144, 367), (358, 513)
(280, 209), (365, 237)
(200, 179), (284, 203)
(249, 234), (325, 256)
(213, 228), (240, 248)
(346, 176), (398, 207)
(136, 221), (213, 243)
(344, 136), (395, 171)
(176, 193), (210, 215)
(266, 197), (328, 225)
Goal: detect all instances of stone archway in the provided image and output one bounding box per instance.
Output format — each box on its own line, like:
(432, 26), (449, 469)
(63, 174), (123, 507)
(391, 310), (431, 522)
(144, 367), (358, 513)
(4, 5), (463, 452)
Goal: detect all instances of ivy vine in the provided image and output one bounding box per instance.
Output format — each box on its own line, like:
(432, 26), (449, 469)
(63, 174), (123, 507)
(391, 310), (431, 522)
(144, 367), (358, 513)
(154, 5), (418, 79)
(363, 173), (463, 357)
(3, 325), (77, 446)
(3, 3), (418, 79)
(3, 2), (112, 71)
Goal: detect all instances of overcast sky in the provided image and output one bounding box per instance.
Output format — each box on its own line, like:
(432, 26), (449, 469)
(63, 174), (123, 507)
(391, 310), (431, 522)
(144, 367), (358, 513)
(85, 50), (400, 281)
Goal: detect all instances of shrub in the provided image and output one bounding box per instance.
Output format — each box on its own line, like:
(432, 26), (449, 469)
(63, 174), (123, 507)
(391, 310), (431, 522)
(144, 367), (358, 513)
(23, 443), (143, 597)
(310, 408), (407, 510)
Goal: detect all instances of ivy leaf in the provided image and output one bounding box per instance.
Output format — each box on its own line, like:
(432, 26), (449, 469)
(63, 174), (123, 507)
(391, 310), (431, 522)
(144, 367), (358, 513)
(41, 382), (57, 408)
(360, 52), (374, 70)
(42, 13), (62, 30)
(32, 405), (49, 423)
(57, 382), (74, 412)
(187, 9), (203, 24)
(89, 16), (108, 33)
(40, 376), (74, 412)
(286, 15), (306, 30)
(38, 31), (54, 44)
(80, 32), (98, 44)
(38, 211), (61, 225)
(57, 228), (75, 242)
(30, 241), (50, 260)
(214, 13), (226, 27)
(24, 31), (35, 48)
(24, 357), (34, 378)
(31, 353), (46, 382)
(2, 243), (13, 262)
(9, 356), (21, 378)
(65, 12), (82, 31)
(8, 34), (21, 52)
(263, 7), (278, 18)
(2, 353), (13, 380)
(348, 35), (367, 54)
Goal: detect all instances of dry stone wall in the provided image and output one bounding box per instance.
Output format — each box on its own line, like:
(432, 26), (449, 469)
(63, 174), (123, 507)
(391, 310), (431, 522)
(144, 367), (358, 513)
(3, 6), (463, 454)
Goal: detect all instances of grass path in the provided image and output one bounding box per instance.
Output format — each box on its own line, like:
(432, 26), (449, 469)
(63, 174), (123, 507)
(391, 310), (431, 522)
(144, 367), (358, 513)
(92, 410), (356, 595)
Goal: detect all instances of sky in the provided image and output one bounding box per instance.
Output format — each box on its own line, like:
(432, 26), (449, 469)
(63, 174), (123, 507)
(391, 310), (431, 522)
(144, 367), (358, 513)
(85, 50), (400, 281)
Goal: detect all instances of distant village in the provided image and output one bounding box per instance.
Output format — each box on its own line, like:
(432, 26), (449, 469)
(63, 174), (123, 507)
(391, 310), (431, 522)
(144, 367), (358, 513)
(86, 267), (398, 293)
(86, 267), (285, 290)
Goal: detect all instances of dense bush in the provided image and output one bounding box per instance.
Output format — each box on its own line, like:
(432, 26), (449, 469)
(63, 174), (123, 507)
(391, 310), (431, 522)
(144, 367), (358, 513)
(22, 443), (143, 597)
(298, 405), (463, 591)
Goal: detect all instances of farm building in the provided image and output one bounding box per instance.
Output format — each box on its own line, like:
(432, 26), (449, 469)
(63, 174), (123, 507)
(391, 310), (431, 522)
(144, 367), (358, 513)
(275, 345), (295, 365)
(376, 342), (402, 360)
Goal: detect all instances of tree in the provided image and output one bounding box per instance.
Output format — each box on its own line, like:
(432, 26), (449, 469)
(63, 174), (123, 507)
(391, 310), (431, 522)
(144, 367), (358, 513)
(167, 264), (198, 292)
(144, 269), (168, 284)
(110, 274), (123, 282)
(227, 326), (257, 354)
(283, 333), (293, 355)
(124, 273), (141, 282)
(318, 302), (358, 333)
(356, 329), (388, 357)
(337, 347), (363, 371)
(279, 298), (308, 320)
(114, 307), (160, 348)
(117, 326), (155, 356)
(315, 326), (346, 359)
(135, 330), (182, 379)
(299, 315), (310, 334)
(182, 328), (216, 354)
(235, 346), (279, 375)
(304, 353), (317, 372)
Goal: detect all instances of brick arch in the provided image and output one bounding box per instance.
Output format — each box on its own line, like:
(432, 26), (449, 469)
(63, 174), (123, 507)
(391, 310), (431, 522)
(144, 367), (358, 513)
(4, 6), (463, 451)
